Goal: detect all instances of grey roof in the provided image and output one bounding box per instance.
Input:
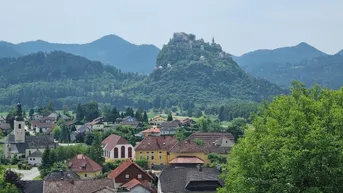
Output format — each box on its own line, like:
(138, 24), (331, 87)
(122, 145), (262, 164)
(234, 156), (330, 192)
(160, 127), (178, 132)
(161, 121), (179, 128)
(44, 171), (81, 181)
(28, 149), (42, 158)
(19, 180), (43, 193)
(159, 167), (222, 193)
(6, 134), (58, 154)
(43, 179), (115, 193)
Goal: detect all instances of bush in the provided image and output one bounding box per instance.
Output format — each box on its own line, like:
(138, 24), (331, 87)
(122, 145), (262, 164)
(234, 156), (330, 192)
(17, 163), (22, 170)
(135, 159), (148, 170)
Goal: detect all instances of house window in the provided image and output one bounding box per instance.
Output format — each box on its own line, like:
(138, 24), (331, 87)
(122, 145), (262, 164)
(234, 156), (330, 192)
(146, 152), (149, 160)
(125, 174), (129, 179)
(139, 152), (142, 159)
(114, 147), (118, 158)
(128, 147), (132, 158)
(138, 174), (142, 179)
(121, 146), (125, 158)
(29, 158), (32, 161)
(18, 124), (21, 129)
(84, 174), (87, 177)
(151, 152), (154, 160)
(159, 152), (162, 160)
(29, 151), (31, 155)
(226, 141), (228, 143)
(33, 158), (35, 161)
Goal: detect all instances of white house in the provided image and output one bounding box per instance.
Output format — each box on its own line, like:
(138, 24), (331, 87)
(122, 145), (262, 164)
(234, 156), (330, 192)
(27, 149), (42, 165)
(101, 134), (135, 160)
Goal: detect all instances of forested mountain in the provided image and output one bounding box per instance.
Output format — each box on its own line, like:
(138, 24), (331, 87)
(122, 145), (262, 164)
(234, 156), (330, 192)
(0, 35), (159, 73)
(0, 44), (22, 58)
(126, 33), (286, 109)
(234, 43), (343, 89)
(0, 51), (144, 111)
(234, 42), (327, 67)
(0, 33), (286, 112)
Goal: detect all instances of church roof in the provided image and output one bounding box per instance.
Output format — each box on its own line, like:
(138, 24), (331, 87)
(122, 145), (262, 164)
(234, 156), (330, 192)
(6, 134), (58, 153)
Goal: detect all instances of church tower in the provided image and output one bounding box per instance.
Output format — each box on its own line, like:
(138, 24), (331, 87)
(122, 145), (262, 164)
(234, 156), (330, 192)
(14, 102), (25, 143)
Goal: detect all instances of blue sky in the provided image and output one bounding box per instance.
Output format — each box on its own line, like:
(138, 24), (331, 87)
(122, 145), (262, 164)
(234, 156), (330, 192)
(0, 0), (342, 56)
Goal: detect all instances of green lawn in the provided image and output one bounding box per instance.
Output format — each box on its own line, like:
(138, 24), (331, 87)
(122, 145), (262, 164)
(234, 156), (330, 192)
(0, 112), (8, 116)
(5, 165), (18, 169)
(33, 176), (42, 180)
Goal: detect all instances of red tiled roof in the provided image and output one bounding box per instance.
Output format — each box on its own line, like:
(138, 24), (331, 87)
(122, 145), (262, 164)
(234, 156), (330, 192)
(107, 160), (153, 180)
(135, 136), (178, 151)
(169, 156), (204, 164)
(68, 154), (102, 172)
(101, 134), (130, 151)
(120, 178), (142, 189)
(142, 127), (160, 134)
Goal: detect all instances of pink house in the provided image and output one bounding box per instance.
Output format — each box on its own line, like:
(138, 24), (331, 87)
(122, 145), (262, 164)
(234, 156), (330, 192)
(101, 134), (135, 160)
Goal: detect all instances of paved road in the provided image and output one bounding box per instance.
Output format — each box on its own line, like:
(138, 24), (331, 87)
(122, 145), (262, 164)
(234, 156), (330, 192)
(11, 167), (40, 180)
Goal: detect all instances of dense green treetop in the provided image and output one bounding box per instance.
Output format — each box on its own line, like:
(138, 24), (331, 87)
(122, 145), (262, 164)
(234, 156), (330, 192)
(220, 82), (343, 193)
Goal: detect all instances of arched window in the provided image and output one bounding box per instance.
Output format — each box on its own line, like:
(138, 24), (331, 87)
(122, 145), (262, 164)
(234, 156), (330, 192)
(121, 146), (125, 158)
(128, 147), (132, 158)
(18, 124), (21, 129)
(114, 147), (118, 158)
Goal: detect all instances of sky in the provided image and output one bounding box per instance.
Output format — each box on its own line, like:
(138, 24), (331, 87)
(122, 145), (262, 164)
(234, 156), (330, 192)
(0, 0), (342, 56)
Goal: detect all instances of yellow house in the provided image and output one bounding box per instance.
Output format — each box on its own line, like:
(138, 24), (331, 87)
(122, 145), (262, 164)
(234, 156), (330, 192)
(68, 154), (103, 179)
(149, 115), (167, 126)
(135, 136), (178, 168)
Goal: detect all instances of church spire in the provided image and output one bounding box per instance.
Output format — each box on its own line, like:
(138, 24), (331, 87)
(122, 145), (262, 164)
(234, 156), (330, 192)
(15, 102), (24, 121)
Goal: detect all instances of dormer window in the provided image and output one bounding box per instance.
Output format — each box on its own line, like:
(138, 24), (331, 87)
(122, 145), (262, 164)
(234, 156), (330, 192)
(138, 174), (142, 179)
(125, 174), (129, 179)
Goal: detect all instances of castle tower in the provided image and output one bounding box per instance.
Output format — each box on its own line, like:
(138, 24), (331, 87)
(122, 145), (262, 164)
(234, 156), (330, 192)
(14, 102), (25, 143)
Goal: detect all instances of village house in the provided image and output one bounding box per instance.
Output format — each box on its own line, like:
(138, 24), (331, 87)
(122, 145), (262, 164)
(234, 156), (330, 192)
(31, 116), (56, 134)
(27, 149), (43, 165)
(168, 132), (235, 165)
(68, 154), (103, 179)
(178, 117), (196, 127)
(108, 159), (155, 192)
(160, 121), (180, 136)
(118, 116), (139, 129)
(101, 134), (135, 160)
(149, 115), (167, 126)
(141, 127), (161, 137)
(4, 103), (58, 159)
(43, 179), (116, 193)
(135, 136), (178, 169)
(0, 116), (6, 123)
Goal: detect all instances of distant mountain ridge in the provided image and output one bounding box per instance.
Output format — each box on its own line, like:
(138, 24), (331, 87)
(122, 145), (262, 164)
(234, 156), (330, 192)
(0, 35), (160, 73)
(234, 43), (343, 89)
(234, 42), (327, 67)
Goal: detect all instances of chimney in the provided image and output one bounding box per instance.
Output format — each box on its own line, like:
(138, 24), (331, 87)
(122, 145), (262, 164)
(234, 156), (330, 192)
(196, 164), (202, 172)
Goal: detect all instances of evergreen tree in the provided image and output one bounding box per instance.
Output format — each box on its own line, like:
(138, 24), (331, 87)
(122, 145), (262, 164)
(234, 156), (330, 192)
(49, 150), (58, 164)
(103, 105), (111, 122)
(60, 123), (70, 143)
(143, 111), (149, 123)
(135, 107), (144, 122)
(110, 107), (120, 123)
(76, 103), (84, 121)
(125, 107), (134, 117)
(87, 133), (104, 165)
(40, 146), (51, 176)
(29, 108), (34, 119)
(218, 105), (225, 121)
(167, 112), (173, 121)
